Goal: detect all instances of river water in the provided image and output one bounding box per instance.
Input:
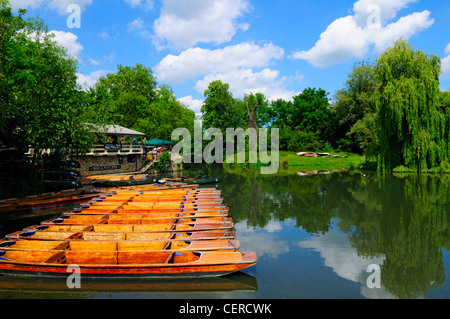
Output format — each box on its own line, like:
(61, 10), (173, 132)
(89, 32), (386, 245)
(1, 165), (449, 299)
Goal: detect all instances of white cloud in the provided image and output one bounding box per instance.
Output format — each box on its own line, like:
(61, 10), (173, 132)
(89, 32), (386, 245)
(292, 0), (434, 67)
(124, 0), (154, 11)
(10, 0), (45, 10)
(11, 0), (93, 15)
(353, 0), (416, 26)
(127, 18), (151, 38)
(153, 0), (251, 49)
(156, 42), (298, 102)
(77, 70), (110, 90)
(128, 18), (145, 32)
(178, 96), (204, 117)
(97, 32), (111, 40)
(89, 58), (100, 66)
(48, 0), (93, 15)
(48, 30), (84, 58)
(442, 44), (450, 77)
(194, 68), (299, 102)
(297, 232), (396, 299)
(234, 221), (290, 259)
(155, 42), (284, 83)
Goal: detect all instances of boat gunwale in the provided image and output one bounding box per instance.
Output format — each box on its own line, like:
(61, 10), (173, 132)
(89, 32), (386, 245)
(0, 251), (256, 269)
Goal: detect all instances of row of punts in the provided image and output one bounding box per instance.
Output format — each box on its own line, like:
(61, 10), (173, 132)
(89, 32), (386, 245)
(85, 173), (222, 188)
(0, 182), (256, 279)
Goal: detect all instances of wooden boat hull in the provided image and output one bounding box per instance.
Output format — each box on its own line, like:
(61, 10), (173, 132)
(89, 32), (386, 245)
(91, 179), (160, 188)
(0, 194), (100, 214)
(0, 251), (256, 278)
(0, 186), (256, 278)
(0, 238), (241, 253)
(9, 228), (237, 241)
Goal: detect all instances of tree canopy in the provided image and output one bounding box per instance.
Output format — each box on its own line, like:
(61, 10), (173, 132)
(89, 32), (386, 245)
(0, 2), (92, 157)
(375, 39), (445, 172)
(87, 64), (196, 141)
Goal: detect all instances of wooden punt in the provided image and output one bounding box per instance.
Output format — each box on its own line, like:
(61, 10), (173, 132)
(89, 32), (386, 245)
(0, 194), (100, 214)
(0, 238), (240, 253)
(9, 227), (237, 241)
(37, 216), (234, 232)
(0, 249), (256, 278)
(0, 187), (256, 278)
(95, 183), (201, 191)
(0, 188), (84, 204)
(39, 214), (232, 226)
(6, 222), (235, 241)
(78, 207), (229, 215)
(63, 211), (229, 220)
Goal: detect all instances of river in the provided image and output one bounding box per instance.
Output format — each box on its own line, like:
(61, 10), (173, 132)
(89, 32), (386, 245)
(1, 165), (449, 299)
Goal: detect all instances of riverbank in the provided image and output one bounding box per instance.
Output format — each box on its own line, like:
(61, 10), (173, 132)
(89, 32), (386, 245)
(222, 151), (366, 177)
(280, 151), (365, 172)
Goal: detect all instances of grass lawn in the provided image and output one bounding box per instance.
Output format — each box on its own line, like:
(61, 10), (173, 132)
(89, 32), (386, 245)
(223, 151), (367, 176)
(281, 151), (366, 172)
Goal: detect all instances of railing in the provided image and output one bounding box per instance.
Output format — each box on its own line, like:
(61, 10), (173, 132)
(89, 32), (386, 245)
(86, 144), (144, 156)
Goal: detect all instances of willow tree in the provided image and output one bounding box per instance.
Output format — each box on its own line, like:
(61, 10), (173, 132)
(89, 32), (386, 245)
(375, 40), (445, 172)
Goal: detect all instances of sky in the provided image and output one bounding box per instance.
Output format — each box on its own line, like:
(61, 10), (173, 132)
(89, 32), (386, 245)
(10, 0), (450, 117)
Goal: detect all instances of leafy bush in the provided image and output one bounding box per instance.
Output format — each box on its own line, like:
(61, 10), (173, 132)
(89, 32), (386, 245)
(287, 130), (322, 152)
(155, 151), (171, 171)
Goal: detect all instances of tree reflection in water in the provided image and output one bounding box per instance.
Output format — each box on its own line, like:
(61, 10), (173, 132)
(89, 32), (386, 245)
(195, 164), (450, 299)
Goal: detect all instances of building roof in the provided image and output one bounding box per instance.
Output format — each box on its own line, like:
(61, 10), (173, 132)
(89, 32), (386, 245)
(87, 124), (146, 136)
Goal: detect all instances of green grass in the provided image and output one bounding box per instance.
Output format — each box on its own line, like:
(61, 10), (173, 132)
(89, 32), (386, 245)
(280, 151), (365, 172)
(223, 151), (366, 176)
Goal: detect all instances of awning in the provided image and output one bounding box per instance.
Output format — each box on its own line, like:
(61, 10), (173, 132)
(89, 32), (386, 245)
(86, 124), (146, 136)
(143, 139), (175, 147)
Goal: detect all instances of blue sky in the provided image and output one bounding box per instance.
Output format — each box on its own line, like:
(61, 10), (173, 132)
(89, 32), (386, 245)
(11, 0), (450, 116)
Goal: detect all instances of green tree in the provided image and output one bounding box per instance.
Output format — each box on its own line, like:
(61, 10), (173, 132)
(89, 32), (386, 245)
(91, 63), (158, 129)
(332, 61), (378, 153)
(375, 40), (445, 172)
(290, 88), (331, 133)
(89, 64), (195, 141)
(201, 80), (244, 131)
(1, 2), (94, 165)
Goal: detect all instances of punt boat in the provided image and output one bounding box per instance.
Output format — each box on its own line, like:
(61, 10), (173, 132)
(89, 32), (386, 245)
(0, 193), (100, 214)
(0, 186), (256, 278)
(0, 238), (240, 253)
(0, 249), (256, 278)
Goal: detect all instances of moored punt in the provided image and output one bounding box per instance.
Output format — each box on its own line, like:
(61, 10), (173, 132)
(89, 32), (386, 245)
(95, 183), (201, 191)
(91, 179), (161, 188)
(0, 193), (100, 214)
(0, 188), (84, 204)
(0, 250), (257, 278)
(8, 227), (236, 241)
(69, 208), (229, 216)
(0, 185), (256, 278)
(0, 238), (240, 253)
(64, 211), (229, 219)
(39, 214), (232, 226)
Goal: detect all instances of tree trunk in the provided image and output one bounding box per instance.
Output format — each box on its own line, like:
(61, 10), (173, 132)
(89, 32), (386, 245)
(246, 102), (258, 130)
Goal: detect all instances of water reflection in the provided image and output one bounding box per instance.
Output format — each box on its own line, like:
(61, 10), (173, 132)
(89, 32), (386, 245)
(0, 272), (257, 298)
(209, 165), (450, 299)
(1, 164), (450, 299)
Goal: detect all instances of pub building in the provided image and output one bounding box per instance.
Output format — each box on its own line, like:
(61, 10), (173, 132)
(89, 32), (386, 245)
(69, 124), (149, 176)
